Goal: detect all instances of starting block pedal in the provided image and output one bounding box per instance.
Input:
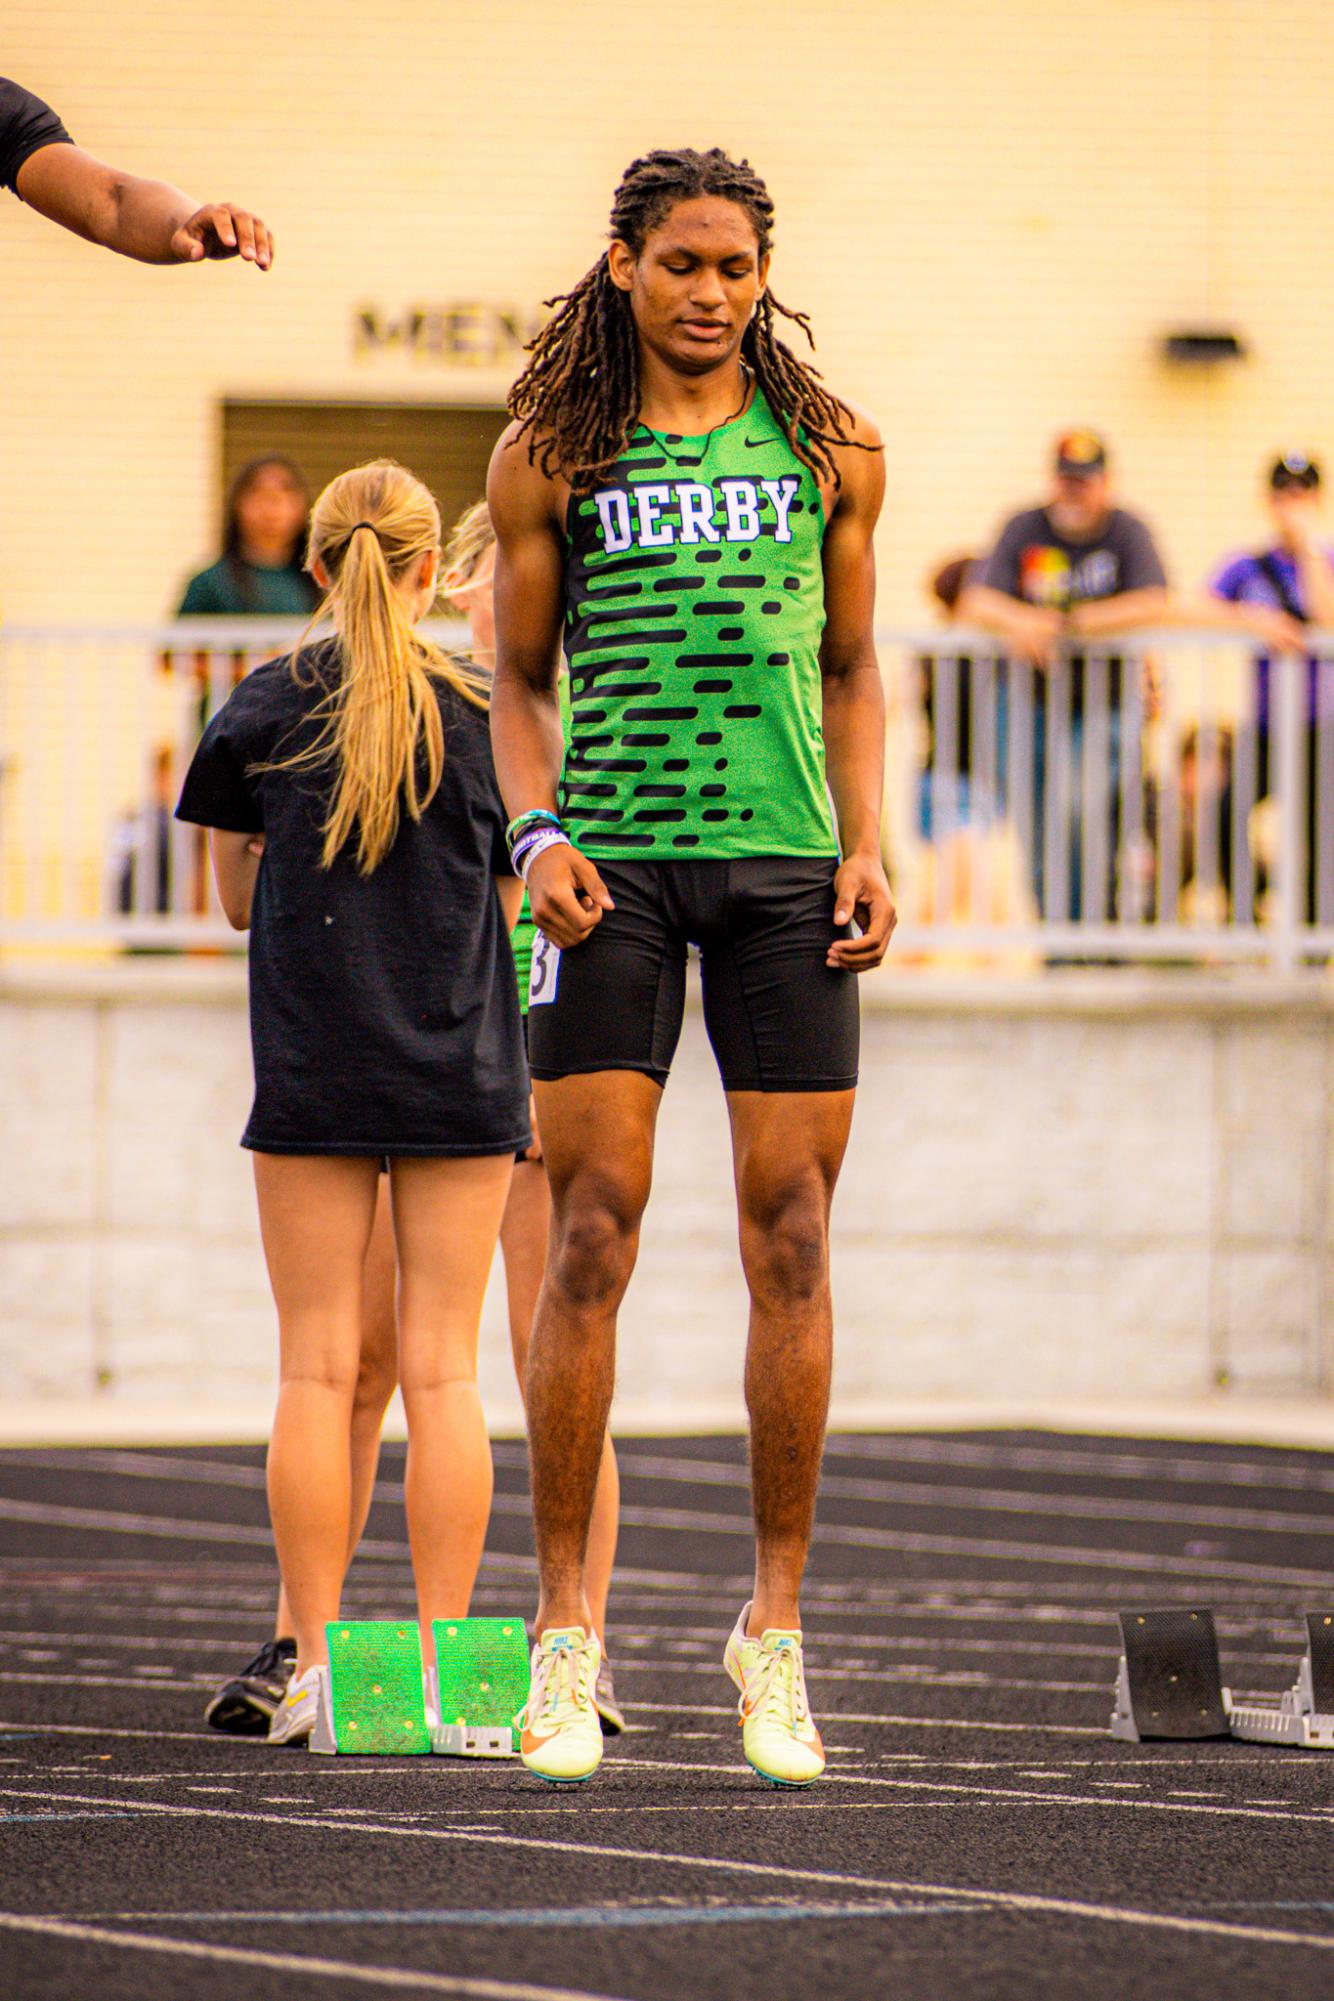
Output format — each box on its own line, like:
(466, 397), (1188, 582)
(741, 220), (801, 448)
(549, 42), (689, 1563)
(1228, 1613), (1334, 1750)
(429, 1617), (530, 1758)
(1110, 1608), (1232, 1741)
(310, 1620), (432, 1756)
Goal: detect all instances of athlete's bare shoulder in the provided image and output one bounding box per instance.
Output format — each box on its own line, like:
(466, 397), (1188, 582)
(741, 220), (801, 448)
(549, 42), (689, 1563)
(487, 419), (571, 528)
(822, 397), (885, 521)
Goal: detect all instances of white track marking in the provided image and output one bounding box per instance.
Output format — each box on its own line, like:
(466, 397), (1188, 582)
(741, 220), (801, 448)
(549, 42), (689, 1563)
(0, 1672), (205, 1692)
(604, 1758), (1334, 1826)
(19, 1444), (1334, 1537)
(607, 1449), (1334, 1537)
(5, 1490), (1329, 1589)
(817, 1434), (1334, 1494)
(0, 1790), (1331, 1955)
(0, 1914), (628, 1999)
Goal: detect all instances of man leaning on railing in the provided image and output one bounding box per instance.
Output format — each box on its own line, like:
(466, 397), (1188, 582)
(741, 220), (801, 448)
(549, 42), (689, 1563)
(956, 429), (1170, 921)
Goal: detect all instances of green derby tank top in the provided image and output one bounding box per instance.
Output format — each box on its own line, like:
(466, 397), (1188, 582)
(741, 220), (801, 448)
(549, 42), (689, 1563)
(560, 386), (837, 860)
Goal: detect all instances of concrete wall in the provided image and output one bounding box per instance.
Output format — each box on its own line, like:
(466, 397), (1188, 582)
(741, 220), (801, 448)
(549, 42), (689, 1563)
(3, 965), (1329, 1428)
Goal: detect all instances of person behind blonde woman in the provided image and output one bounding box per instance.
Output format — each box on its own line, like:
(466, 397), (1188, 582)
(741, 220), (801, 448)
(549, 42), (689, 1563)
(176, 460), (529, 1744)
(441, 499), (625, 1735)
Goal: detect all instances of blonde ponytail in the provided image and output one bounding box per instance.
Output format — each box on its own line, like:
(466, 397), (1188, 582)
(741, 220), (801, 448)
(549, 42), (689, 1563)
(266, 459), (486, 875)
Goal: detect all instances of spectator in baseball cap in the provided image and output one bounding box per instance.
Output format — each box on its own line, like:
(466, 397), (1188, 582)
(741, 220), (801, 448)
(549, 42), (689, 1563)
(1205, 450), (1333, 922)
(959, 430), (1169, 670)
(1206, 450), (1334, 722)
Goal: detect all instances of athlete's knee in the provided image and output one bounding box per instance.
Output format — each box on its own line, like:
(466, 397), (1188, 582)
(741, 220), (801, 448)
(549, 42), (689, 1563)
(548, 1183), (644, 1312)
(352, 1342), (397, 1422)
(740, 1185), (831, 1306)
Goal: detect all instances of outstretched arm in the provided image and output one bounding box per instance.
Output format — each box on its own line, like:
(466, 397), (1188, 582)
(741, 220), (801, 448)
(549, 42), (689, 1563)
(16, 144), (272, 268)
(820, 410), (895, 972)
(487, 427), (611, 949)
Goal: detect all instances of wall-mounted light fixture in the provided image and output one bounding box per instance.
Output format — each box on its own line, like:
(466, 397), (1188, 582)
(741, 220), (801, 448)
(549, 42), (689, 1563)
(1161, 329), (1248, 364)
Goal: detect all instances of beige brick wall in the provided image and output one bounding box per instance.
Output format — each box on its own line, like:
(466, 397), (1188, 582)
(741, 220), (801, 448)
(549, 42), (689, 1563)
(4, 0), (1334, 630)
(3, 969), (1330, 1416)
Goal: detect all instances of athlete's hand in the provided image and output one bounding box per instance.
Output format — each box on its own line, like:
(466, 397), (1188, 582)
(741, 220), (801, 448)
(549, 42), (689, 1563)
(527, 841), (614, 949)
(828, 852), (896, 971)
(170, 204), (274, 269)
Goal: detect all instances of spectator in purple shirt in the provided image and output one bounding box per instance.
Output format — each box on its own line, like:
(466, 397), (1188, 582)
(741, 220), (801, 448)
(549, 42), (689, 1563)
(1207, 452), (1333, 728)
(1207, 452), (1332, 921)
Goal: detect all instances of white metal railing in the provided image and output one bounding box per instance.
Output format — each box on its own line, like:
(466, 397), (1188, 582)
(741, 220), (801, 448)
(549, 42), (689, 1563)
(0, 621), (1330, 966)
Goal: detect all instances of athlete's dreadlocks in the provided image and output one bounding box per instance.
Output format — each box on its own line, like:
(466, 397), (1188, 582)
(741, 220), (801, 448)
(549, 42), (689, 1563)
(509, 147), (868, 492)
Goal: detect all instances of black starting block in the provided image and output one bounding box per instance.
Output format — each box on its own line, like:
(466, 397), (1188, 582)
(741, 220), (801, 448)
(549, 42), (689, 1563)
(1110, 1608), (1231, 1740)
(1228, 1613), (1334, 1749)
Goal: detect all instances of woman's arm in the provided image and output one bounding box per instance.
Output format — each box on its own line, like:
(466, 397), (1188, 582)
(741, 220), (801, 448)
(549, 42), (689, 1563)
(210, 830), (263, 929)
(495, 874), (525, 932)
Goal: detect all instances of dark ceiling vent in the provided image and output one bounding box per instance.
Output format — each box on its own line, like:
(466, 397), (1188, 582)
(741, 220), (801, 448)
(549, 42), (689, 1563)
(1162, 329), (1247, 364)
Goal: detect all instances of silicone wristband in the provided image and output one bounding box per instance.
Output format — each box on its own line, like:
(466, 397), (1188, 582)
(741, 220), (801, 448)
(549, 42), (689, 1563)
(510, 825), (564, 871)
(516, 830), (570, 884)
(506, 809), (564, 856)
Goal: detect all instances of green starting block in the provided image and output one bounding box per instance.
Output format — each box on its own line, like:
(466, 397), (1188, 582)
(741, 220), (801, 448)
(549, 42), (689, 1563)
(429, 1617), (531, 1758)
(311, 1619), (432, 1755)
(308, 1615), (530, 1756)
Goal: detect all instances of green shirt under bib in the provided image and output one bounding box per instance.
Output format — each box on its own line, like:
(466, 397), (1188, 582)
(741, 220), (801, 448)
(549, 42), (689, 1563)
(560, 387), (837, 862)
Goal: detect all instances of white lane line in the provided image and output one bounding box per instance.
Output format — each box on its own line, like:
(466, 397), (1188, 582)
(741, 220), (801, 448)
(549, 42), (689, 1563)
(604, 1758), (1334, 1828)
(0, 1672), (206, 1692)
(615, 1662), (1108, 1695)
(0, 1789), (1331, 1955)
(0, 1614), (1302, 1665)
(0, 1914), (627, 1999)
(817, 1435), (1334, 1495)
(21, 1445), (1334, 1538)
(7, 1489), (1328, 1590)
(604, 1449), (1334, 1538)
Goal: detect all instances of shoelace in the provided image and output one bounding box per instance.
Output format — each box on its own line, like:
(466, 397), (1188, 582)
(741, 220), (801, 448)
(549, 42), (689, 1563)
(527, 1645), (592, 1731)
(742, 1644), (809, 1729)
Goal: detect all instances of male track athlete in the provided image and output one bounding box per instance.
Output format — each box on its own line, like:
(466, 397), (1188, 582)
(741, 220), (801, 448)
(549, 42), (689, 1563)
(1, 76), (272, 267)
(489, 147), (892, 1786)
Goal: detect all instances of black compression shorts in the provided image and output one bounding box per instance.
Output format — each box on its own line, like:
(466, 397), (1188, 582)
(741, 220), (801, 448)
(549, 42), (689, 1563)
(525, 856), (859, 1093)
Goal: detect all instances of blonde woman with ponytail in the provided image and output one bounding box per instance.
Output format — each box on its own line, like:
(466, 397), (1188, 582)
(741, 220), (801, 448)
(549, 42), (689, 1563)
(177, 460), (530, 1744)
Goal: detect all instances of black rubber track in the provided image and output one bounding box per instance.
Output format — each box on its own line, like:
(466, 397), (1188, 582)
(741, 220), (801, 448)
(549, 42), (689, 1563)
(1, 1429), (1332, 2001)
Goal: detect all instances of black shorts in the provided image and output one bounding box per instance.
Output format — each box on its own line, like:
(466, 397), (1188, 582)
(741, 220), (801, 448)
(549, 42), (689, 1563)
(526, 856), (859, 1093)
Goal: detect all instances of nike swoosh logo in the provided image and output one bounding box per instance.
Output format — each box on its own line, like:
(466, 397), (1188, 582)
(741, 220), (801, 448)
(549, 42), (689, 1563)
(742, 436), (770, 450)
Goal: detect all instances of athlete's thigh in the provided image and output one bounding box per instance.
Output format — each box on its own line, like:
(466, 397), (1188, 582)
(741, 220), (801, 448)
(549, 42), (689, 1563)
(389, 1155), (514, 1382)
(527, 859), (688, 1087)
(727, 1087), (855, 1228)
(358, 1172), (397, 1381)
(534, 1069), (663, 1227)
(252, 1153), (382, 1371)
(700, 858), (860, 1092)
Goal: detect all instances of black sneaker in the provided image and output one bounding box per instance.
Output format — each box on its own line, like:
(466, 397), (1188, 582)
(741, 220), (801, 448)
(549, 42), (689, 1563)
(204, 1637), (297, 1736)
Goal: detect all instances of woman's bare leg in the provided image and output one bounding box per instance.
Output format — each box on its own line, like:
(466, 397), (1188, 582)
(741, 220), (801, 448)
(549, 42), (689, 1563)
(501, 1156), (621, 1646)
(273, 1174), (397, 1641)
(256, 1154), (380, 1677)
(392, 1154), (513, 1663)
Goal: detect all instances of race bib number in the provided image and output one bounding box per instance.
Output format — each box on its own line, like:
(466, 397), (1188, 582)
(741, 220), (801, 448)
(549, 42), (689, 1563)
(529, 933), (560, 1007)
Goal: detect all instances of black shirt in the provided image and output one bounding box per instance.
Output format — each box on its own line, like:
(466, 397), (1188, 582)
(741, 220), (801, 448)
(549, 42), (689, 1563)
(176, 643), (529, 1157)
(978, 504), (1167, 609)
(1, 79), (73, 195)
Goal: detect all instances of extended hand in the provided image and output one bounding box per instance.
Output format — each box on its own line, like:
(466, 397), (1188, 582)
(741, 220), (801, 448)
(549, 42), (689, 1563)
(827, 852), (896, 971)
(170, 204), (273, 268)
(527, 841), (614, 949)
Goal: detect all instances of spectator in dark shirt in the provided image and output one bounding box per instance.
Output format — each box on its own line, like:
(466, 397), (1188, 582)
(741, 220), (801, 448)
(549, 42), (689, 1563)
(1, 74), (271, 268)
(959, 429), (1169, 663)
(177, 457), (320, 619)
(957, 432), (1170, 918)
